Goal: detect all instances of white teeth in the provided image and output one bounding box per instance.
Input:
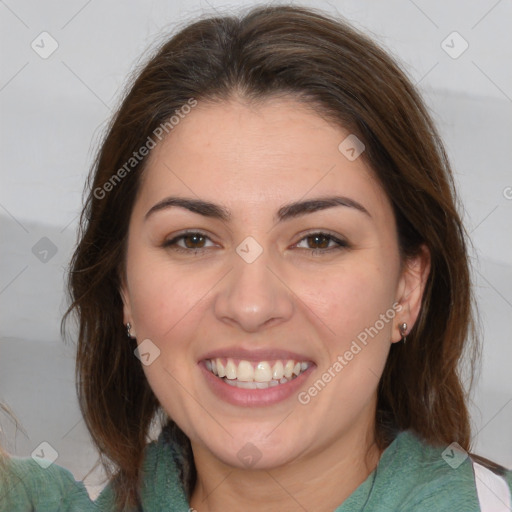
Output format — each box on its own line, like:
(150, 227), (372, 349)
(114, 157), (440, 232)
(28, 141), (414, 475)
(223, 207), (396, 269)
(217, 360), (226, 378)
(225, 359), (237, 380)
(254, 362), (272, 382)
(284, 360), (295, 379)
(224, 379), (284, 390)
(272, 361), (284, 380)
(237, 360), (254, 382)
(206, 357), (311, 386)
(237, 381), (256, 389)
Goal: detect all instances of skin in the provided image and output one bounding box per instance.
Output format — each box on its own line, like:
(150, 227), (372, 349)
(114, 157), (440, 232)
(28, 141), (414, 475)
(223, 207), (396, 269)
(121, 96), (430, 512)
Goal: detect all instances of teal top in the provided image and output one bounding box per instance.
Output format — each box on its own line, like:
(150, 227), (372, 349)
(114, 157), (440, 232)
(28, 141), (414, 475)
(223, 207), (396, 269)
(2, 430), (511, 511)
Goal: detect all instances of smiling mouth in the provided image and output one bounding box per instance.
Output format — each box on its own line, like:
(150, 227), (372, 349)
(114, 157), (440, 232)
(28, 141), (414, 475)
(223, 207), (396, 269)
(204, 358), (312, 389)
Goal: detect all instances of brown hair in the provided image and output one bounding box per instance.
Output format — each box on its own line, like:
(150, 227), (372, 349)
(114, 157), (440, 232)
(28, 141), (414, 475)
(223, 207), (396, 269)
(63, 5), (479, 508)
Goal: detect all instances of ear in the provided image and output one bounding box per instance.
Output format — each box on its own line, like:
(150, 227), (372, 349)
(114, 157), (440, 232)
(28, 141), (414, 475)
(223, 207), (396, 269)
(392, 244), (431, 343)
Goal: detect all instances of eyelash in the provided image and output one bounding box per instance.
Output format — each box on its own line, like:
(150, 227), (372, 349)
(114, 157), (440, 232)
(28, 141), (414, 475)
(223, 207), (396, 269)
(162, 230), (349, 255)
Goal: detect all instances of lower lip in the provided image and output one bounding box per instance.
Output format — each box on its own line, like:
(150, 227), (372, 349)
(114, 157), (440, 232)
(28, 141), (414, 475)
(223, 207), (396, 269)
(199, 362), (314, 407)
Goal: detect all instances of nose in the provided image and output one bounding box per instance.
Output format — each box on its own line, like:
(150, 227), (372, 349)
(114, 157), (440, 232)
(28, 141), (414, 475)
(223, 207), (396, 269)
(213, 247), (294, 333)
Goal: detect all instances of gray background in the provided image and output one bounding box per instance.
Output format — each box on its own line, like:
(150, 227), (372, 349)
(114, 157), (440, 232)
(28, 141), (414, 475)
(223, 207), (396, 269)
(1, 0), (511, 496)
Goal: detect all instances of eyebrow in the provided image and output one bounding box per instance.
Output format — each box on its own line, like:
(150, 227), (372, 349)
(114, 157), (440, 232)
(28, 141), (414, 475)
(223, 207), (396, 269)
(144, 195), (371, 222)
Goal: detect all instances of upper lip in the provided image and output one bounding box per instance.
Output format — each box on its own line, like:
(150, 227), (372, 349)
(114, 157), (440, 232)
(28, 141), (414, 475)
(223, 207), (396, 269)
(199, 347), (315, 363)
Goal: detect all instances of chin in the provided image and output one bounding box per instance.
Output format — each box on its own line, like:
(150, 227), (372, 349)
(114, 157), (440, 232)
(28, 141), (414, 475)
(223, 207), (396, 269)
(196, 427), (307, 471)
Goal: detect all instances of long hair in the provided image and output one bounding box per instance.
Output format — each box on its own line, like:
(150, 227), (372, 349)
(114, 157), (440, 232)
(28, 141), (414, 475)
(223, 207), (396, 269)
(63, 5), (479, 508)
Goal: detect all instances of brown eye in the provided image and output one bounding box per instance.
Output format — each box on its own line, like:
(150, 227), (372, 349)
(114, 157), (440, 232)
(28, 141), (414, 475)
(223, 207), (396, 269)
(306, 234), (330, 249)
(294, 232), (349, 253)
(163, 231), (216, 253)
(182, 234), (206, 248)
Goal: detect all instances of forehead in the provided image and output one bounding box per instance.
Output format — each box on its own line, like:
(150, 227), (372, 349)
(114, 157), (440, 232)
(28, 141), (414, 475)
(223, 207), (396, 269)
(136, 97), (392, 222)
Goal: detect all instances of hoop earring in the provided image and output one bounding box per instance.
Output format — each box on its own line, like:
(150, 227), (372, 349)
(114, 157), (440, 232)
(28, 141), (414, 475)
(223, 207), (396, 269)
(399, 322), (408, 344)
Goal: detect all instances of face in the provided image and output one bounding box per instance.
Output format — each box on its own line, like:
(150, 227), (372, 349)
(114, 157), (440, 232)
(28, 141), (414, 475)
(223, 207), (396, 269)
(121, 97), (427, 471)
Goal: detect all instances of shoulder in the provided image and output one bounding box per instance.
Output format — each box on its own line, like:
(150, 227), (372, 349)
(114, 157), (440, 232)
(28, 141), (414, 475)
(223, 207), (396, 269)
(391, 433), (480, 512)
(1, 454), (96, 511)
(95, 430), (190, 511)
(344, 430), (512, 512)
(138, 432), (190, 511)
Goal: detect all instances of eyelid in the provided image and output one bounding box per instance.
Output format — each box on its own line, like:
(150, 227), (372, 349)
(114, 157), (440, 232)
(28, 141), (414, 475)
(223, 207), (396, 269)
(162, 229), (350, 254)
(292, 230), (350, 250)
(162, 229), (218, 249)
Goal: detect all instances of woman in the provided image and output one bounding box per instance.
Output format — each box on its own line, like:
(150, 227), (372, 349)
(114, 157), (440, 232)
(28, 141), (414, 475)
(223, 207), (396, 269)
(1, 5), (511, 511)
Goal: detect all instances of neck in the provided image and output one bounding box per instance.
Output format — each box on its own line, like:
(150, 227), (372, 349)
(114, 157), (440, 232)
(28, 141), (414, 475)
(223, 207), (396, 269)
(189, 422), (382, 512)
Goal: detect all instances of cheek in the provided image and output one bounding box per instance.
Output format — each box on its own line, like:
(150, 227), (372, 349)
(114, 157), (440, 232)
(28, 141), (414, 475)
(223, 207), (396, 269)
(296, 259), (398, 344)
(296, 263), (399, 423)
(127, 253), (207, 341)
(126, 261), (207, 417)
